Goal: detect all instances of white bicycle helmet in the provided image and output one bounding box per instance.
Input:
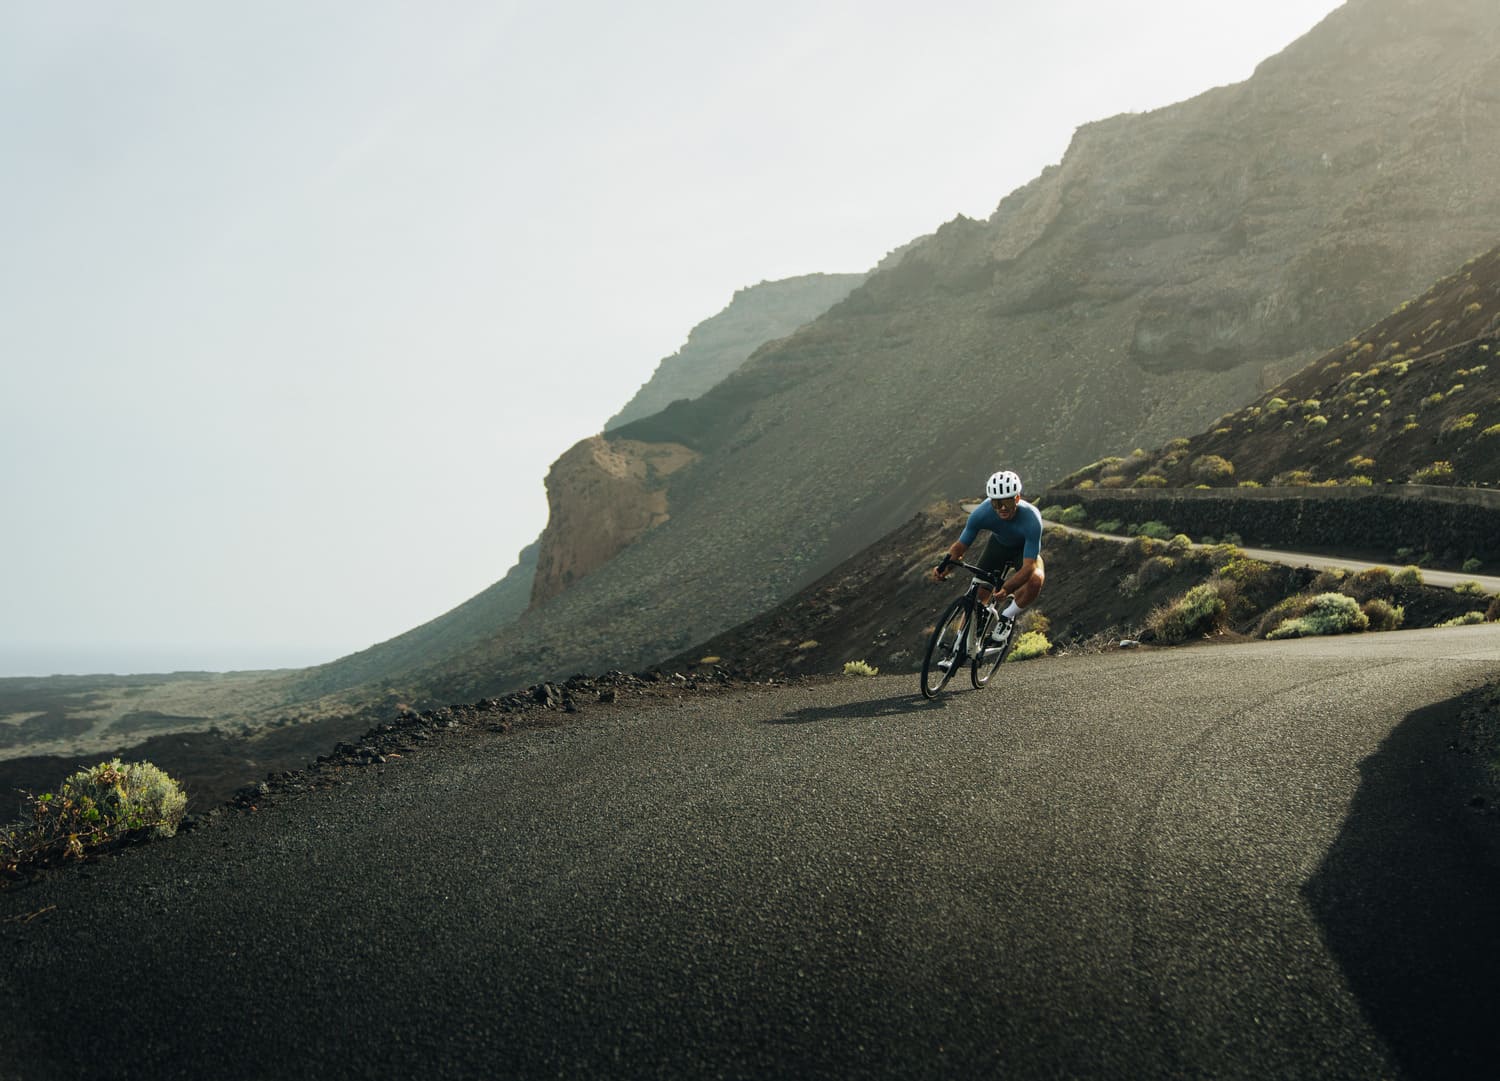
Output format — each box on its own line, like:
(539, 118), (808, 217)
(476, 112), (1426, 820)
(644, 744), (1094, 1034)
(986, 469), (1022, 499)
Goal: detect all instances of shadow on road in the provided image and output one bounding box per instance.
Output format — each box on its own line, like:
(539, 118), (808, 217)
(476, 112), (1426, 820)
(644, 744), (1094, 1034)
(767, 692), (944, 724)
(1303, 697), (1500, 1077)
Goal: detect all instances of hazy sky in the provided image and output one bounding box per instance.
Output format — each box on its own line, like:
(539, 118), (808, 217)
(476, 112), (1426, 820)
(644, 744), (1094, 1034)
(2, 1), (1344, 676)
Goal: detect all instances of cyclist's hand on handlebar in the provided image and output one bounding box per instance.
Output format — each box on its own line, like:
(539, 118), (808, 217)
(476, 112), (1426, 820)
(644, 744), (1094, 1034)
(932, 556), (953, 582)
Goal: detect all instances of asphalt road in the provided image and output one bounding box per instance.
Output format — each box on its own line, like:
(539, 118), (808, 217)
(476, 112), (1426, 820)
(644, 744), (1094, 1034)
(4, 626), (1500, 1080)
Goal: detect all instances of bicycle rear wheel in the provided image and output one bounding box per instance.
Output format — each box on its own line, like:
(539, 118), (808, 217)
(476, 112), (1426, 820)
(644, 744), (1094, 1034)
(920, 596), (972, 699)
(970, 611), (1014, 688)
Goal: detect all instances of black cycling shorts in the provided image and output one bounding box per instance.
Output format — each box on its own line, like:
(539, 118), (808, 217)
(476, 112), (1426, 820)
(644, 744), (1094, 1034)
(978, 538), (1023, 577)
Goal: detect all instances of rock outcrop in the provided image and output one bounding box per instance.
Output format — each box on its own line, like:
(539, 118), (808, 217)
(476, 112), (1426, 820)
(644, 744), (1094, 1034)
(529, 437), (699, 607)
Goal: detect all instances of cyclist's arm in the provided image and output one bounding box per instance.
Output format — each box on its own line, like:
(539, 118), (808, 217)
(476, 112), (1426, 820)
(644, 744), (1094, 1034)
(933, 540), (969, 580)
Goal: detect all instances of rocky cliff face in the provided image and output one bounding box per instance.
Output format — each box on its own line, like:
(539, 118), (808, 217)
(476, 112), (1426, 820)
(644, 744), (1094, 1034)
(301, 0), (1500, 708)
(605, 273), (866, 431)
(529, 437), (699, 607)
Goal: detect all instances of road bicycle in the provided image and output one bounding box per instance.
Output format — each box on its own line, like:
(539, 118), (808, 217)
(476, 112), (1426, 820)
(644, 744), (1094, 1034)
(919, 555), (1017, 699)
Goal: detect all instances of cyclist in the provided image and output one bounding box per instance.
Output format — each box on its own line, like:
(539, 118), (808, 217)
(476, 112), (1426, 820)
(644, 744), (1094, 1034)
(932, 469), (1045, 655)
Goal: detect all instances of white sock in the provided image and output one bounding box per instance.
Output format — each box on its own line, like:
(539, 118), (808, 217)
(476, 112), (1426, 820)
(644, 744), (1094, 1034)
(1002, 601), (1022, 620)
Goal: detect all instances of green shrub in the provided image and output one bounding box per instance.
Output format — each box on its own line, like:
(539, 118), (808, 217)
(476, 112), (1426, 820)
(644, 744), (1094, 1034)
(1410, 461), (1455, 485)
(2, 760), (187, 874)
(1267, 593), (1370, 639)
(1255, 595), (1310, 639)
(1310, 568), (1348, 593)
(1093, 519), (1123, 534)
(1272, 470), (1316, 486)
(1040, 504), (1088, 525)
(1190, 454), (1235, 483)
(1393, 565), (1425, 587)
(1132, 473), (1168, 488)
(1340, 566), (1394, 601)
(1220, 556), (1272, 584)
(1343, 475), (1374, 486)
(1127, 534), (1168, 559)
(843, 660), (879, 677)
(1454, 580), (1489, 598)
(1147, 583), (1228, 644)
(1134, 555), (1178, 590)
(1132, 521), (1174, 541)
(1346, 455), (1376, 472)
(1438, 612), (1486, 628)
(1059, 458), (1116, 486)
(1361, 598), (1405, 632)
(1167, 534), (1193, 554)
(1006, 631), (1051, 662)
(1463, 558), (1484, 573)
(1441, 413), (1478, 437)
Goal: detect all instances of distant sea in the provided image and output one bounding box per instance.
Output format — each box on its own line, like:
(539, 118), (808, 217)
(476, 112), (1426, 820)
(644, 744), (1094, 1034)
(0, 643), (344, 679)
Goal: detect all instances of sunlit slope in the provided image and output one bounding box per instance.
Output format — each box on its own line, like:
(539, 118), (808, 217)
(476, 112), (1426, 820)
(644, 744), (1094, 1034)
(1053, 243), (1500, 492)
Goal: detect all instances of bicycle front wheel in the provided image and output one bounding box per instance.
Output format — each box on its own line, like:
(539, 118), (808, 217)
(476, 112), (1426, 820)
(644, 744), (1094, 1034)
(970, 612), (1013, 688)
(920, 596), (971, 699)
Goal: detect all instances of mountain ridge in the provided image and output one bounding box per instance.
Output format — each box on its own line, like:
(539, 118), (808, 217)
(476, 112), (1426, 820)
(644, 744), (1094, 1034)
(351, 0), (1500, 708)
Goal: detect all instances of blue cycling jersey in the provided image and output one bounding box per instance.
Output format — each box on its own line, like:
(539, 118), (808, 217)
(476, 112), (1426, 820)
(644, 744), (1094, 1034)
(958, 499), (1043, 559)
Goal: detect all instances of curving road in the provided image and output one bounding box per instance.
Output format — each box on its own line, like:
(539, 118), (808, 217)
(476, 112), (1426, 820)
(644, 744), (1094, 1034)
(4, 626), (1500, 1080)
(1055, 521), (1500, 594)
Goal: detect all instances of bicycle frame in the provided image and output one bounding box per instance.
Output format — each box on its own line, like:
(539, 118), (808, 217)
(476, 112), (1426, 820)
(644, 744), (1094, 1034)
(919, 557), (1015, 699)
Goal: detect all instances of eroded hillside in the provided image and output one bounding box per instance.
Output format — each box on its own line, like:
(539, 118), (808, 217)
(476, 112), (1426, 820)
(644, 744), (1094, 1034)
(1053, 243), (1500, 491)
(360, 0), (1500, 709)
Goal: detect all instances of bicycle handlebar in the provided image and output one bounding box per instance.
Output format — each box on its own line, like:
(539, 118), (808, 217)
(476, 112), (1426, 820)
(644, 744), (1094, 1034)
(935, 557), (1007, 585)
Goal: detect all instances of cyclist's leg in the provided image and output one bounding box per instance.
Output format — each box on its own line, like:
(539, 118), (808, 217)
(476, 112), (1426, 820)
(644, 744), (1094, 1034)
(976, 538), (1021, 605)
(1013, 554), (1045, 608)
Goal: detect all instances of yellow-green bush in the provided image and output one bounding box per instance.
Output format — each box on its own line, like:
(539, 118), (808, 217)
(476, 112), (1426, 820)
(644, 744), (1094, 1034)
(842, 660), (879, 677)
(1362, 598), (1405, 632)
(1438, 612), (1486, 628)
(1190, 454), (1235, 483)
(1267, 593), (1370, 639)
(1340, 566), (1394, 602)
(1147, 583), (1229, 644)
(1393, 565), (1425, 587)
(1410, 461), (1455, 485)
(1133, 555), (1177, 590)
(1131, 521), (1174, 541)
(1006, 631), (1051, 662)
(1040, 504), (1088, 525)
(2, 759), (187, 874)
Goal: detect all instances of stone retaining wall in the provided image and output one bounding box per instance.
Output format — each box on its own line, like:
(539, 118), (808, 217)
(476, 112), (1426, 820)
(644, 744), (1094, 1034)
(1041, 485), (1500, 564)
